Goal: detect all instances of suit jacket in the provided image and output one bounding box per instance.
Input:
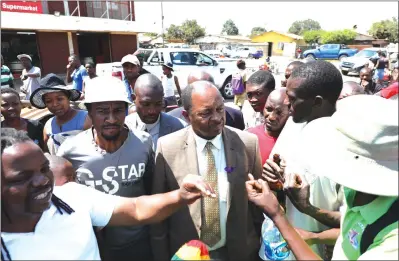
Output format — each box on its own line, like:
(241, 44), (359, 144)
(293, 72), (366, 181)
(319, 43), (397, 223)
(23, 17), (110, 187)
(151, 126), (264, 261)
(167, 107), (245, 131)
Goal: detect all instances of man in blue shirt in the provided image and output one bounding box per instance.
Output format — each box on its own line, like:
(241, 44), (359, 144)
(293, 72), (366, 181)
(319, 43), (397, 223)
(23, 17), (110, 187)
(66, 54), (88, 92)
(121, 54), (141, 103)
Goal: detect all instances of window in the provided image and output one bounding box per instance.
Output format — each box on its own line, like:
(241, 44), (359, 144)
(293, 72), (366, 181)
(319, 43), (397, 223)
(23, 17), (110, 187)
(193, 53), (214, 66)
(170, 52), (196, 65)
(277, 42), (284, 50)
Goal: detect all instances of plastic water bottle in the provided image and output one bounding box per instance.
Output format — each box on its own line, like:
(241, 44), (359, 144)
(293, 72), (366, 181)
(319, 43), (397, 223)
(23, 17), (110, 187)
(259, 215), (292, 261)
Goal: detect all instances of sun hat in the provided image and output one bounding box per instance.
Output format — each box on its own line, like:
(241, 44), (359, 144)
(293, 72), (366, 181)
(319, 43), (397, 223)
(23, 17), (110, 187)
(84, 76), (132, 104)
(121, 54), (140, 66)
(162, 62), (174, 71)
(30, 73), (81, 109)
(301, 94), (398, 197)
(17, 54), (32, 61)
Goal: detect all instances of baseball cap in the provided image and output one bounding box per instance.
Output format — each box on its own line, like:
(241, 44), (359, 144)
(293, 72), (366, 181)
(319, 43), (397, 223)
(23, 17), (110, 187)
(17, 54), (32, 61)
(121, 54), (140, 66)
(84, 76), (132, 104)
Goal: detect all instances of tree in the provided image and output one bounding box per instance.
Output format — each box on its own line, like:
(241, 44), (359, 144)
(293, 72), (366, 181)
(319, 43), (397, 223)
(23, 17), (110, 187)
(320, 29), (357, 45)
(180, 19), (206, 44)
(368, 17), (398, 42)
(166, 24), (183, 40)
(143, 32), (158, 38)
(288, 19), (321, 35)
(222, 19), (239, 35)
(251, 26), (266, 36)
(165, 20), (205, 44)
(303, 30), (324, 44)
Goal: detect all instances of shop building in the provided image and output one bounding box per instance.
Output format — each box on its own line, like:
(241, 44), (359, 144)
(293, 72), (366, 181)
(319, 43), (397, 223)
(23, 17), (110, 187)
(1, 1), (153, 76)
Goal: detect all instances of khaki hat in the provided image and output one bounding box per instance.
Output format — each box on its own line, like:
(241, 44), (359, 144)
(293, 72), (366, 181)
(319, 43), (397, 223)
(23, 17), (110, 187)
(121, 54), (140, 66)
(84, 76), (132, 104)
(302, 95), (398, 196)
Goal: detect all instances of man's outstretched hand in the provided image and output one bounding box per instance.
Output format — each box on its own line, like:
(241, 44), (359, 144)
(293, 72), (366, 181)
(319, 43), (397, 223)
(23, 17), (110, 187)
(179, 174), (216, 205)
(246, 173), (284, 219)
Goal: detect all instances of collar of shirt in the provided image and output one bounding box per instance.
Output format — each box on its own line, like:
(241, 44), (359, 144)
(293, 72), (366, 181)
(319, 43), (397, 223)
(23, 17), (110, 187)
(136, 113), (161, 132)
(344, 187), (397, 225)
(193, 132), (223, 152)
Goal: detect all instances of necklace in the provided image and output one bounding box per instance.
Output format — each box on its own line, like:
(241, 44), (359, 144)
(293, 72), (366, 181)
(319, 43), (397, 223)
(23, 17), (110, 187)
(91, 126), (129, 155)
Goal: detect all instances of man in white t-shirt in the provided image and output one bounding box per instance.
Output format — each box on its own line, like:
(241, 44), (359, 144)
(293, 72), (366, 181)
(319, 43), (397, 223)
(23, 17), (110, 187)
(262, 60), (344, 260)
(1, 128), (216, 261)
(18, 54), (41, 100)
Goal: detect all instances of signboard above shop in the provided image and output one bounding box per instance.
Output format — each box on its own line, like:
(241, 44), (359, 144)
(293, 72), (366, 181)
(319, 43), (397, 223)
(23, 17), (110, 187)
(1, 1), (43, 14)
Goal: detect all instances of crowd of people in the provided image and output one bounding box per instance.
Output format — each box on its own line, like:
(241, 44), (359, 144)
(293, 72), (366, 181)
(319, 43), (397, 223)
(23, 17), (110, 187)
(1, 50), (398, 261)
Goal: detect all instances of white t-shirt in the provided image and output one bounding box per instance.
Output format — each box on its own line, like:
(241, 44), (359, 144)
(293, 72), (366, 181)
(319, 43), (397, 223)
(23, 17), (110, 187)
(22, 66), (41, 100)
(268, 117), (343, 259)
(1, 182), (118, 260)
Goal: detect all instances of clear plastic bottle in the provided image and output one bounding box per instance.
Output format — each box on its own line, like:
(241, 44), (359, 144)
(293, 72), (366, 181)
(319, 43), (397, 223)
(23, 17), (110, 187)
(259, 215), (292, 261)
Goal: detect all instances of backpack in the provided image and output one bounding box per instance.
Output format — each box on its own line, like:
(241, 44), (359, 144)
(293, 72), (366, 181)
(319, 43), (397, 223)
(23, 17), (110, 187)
(231, 72), (245, 95)
(360, 200), (398, 255)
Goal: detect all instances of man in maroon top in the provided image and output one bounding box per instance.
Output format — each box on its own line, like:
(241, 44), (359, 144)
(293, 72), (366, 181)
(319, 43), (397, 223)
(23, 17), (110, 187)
(247, 88), (290, 165)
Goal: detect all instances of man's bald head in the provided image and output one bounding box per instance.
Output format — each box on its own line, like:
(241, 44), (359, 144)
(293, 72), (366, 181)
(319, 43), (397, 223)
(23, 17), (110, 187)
(339, 81), (365, 100)
(134, 73), (164, 96)
(134, 74), (165, 124)
(182, 81), (225, 139)
(45, 154), (76, 186)
(264, 88), (290, 135)
(267, 88), (288, 105)
(182, 80), (222, 112)
(187, 71), (215, 85)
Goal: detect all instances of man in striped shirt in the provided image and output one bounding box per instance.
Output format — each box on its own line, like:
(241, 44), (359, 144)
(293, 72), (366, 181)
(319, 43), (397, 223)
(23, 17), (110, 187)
(1, 55), (14, 89)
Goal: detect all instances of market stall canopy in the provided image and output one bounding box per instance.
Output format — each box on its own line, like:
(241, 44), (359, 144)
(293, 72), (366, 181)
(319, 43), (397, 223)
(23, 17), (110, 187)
(1, 11), (156, 34)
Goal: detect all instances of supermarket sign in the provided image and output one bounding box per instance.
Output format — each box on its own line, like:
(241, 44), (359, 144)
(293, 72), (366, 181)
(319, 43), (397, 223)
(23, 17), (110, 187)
(1, 1), (43, 14)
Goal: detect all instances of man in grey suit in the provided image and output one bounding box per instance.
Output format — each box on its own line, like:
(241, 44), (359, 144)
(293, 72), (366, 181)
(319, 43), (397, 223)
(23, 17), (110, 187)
(151, 81), (264, 261)
(125, 74), (186, 150)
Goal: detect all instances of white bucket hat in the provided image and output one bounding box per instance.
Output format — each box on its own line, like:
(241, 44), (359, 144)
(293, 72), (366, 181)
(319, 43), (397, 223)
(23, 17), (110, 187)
(302, 94), (398, 197)
(17, 54), (32, 61)
(84, 76), (132, 104)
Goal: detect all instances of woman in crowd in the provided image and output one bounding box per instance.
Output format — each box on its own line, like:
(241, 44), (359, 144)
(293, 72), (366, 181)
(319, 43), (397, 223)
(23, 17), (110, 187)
(30, 73), (91, 153)
(1, 87), (45, 150)
(374, 51), (389, 83)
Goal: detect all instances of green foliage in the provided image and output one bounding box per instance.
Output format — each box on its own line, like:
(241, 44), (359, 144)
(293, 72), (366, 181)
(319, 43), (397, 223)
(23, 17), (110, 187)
(143, 32), (158, 38)
(288, 19), (321, 35)
(320, 29), (357, 44)
(303, 30), (324, 44)
(368, 17), (398, 42)
(222, 19), (239, 35)
(166, 20), (206, 44)
(251, 27), (266, 36)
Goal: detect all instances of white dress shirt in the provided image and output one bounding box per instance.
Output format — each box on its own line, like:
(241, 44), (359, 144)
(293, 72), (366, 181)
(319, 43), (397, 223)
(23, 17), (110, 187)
(125, 113), (160, 150)
(193, 132), (229, 251)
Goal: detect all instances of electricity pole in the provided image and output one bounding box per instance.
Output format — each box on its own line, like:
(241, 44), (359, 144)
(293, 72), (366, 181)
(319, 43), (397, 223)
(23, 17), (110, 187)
(161, 1), (165, 47)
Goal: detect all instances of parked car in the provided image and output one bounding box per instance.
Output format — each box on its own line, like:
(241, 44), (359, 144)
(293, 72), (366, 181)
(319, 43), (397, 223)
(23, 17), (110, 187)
(231, 47), (263, 59)
(339, 48), (384, 75)
(96, 48), (238, 99)
(303, 44), (358, 61)
(204, 49), (225, 59)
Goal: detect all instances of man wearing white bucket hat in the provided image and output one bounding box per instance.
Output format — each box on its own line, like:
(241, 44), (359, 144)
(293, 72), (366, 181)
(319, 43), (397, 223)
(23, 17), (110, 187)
(17, 54), (41, 100)
(57, 76), (156, 260)
(247, 95), (398, 260)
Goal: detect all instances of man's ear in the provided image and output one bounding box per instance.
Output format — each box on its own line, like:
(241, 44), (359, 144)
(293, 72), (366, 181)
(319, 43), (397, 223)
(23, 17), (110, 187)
(314, 95), (323, 107)
(182, 109), (191, 123)
(132, 94), (136, 102)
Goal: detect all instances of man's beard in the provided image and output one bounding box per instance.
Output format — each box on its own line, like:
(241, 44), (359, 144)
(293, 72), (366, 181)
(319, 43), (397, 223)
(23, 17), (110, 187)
(101, 130), (121, 141)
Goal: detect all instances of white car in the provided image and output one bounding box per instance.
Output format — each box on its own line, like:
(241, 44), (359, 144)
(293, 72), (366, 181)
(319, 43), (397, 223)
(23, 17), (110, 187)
(96, 48), (238, 99)
(339, 48), (384, 75)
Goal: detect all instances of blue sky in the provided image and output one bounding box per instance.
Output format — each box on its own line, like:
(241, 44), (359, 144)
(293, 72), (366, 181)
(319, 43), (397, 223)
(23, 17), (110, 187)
(135, 1), (399, 35)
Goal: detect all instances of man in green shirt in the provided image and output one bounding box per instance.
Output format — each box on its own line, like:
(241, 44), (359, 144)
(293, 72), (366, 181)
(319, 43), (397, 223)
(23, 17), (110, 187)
(1, 55), (14, 89)
(246, 94), (398, 260)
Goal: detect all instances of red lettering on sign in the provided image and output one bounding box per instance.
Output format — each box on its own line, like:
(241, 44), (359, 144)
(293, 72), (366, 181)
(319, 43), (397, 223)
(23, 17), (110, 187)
(1, 1), (43, 14)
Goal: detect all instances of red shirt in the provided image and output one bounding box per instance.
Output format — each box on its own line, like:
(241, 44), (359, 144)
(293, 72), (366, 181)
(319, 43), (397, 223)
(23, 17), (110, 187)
(247, 125), (278, 165)
(380, 82), (398, 99)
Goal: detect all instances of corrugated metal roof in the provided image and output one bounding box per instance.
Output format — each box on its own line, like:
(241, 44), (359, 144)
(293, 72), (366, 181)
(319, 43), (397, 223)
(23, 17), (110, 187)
(1, 11), (156, 33)
(272, 31), (304, 40)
